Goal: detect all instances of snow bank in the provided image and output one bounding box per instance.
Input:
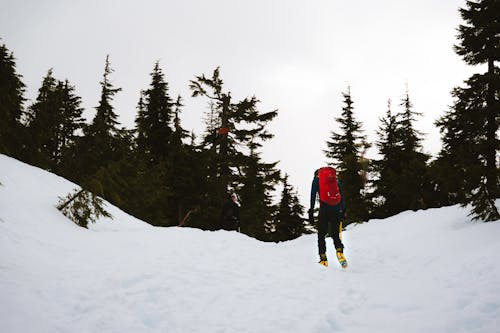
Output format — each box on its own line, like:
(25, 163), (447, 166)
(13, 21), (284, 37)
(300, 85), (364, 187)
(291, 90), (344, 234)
(1, 154), (499, 333)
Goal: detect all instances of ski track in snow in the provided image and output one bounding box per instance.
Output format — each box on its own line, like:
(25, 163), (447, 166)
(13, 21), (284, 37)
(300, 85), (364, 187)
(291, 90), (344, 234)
(1, 154), (500, 333)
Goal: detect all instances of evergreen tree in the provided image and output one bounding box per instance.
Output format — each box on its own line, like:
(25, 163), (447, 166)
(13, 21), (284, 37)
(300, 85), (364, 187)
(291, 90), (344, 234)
(394, 88), (431, 211)
(443, 0), (500, 221)
(273, 175), (308, 241)
(324, 87), (369, 224)
(435, 72), (499, 220)
(190, 67), (280, 234)
(25, 71), (84, 173)
(238, 148), (280, 240)
(0, 43), (26, 158)
(56, 80), (85, 176)
(77, 55), (127, 180)
(168, 96), (201, 225)
(25, 69), (58, 169)
(372, 99), (401, 217)
(133, 63), (196, 226)
(135, 62), (174, 163)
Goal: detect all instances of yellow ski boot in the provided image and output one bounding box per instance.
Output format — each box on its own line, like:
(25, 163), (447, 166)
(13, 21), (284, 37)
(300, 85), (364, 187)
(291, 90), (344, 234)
(336, 248), (348, 269)
(319, 253), (328, 267)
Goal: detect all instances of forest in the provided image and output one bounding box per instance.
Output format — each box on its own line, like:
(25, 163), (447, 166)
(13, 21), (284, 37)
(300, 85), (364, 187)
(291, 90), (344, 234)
(0, 0), (498, 241)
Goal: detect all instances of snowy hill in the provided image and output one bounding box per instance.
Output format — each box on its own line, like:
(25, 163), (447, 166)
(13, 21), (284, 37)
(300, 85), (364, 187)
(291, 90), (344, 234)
(1, 154), (499, 333)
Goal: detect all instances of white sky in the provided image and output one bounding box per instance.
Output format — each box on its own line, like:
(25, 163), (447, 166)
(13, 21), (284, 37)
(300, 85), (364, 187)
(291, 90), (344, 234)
(1, 0), (478, 206)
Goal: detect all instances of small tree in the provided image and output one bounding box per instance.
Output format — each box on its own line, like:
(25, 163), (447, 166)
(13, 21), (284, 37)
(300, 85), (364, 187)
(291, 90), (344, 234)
(57, 188), (111, 228)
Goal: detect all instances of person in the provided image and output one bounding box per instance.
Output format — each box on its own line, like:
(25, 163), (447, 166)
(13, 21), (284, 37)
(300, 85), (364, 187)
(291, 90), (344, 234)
(309, 167), (347, 268)
(220, 192), (241, 231)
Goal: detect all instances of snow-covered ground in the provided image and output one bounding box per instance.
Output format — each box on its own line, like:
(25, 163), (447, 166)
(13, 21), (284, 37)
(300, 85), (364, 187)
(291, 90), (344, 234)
(1, 154), (499, 333)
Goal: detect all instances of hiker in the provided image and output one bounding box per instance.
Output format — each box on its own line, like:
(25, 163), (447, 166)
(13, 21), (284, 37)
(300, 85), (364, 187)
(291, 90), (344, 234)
(309, 167), (347, 268)
(220, 192), (240, 231)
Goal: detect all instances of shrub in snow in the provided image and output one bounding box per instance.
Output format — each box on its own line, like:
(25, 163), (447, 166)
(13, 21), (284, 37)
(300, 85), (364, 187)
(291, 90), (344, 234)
(57, 189), (111, 228)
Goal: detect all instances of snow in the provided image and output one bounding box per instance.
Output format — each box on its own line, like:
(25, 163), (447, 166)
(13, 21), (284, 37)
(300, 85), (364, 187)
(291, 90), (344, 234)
(1, 154), (499, 333)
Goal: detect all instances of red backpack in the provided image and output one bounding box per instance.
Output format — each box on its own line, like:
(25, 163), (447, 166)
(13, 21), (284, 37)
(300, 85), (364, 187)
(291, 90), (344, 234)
(318, 167), (341, 206)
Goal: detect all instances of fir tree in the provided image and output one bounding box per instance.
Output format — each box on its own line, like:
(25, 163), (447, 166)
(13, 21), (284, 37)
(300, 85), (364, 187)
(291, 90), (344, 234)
(436, 72), (499, 220)
(77, 55), (126, 180)
(447, 0), (499, 221)
(238, 147), (280, 240)
(372, 99), (401, 217)
(55, 80), (85, 176)
(273, 175), (308, 241)
(324, 87), (369, 224)
(135, 61), (174, 163)
(25, 71), (84, 173)
(57, 187), (111, 228)
(0, 43), (26, 158)
(25, 69), (58, 169)
(393, 88), (430, 212)
(166, 96), (202, 226)
(190, 67), (280, 233)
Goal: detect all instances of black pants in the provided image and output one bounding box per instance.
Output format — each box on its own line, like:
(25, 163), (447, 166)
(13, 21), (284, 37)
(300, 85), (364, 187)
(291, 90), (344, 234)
(317, 207), (344, 255)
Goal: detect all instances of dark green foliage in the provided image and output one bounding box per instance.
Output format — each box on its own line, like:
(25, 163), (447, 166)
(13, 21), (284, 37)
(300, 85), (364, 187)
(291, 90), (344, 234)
(238, 150), (281, 240)
(76, 56), (129, 181)
(0, 43), (26, 158)
(166, 97), (204, 226)
(435, 72), (499, 221)
(469, 179), (499, 221)
(57, 188), (111, 228)
(190, 67), (281, 236)
(324, 87), (369, 224)
(395, 90), (430, 210)
(133, 63), (199, 226)
(372, 100), (400, 216)
(1, 41), (307, 240)
(25, 71), (85, 173)
(272, 175), (309, 242)
(454, 0), (500, 66)
(372, 91), (430, 217)
(434, 0), (499, 221)
(135, 62), (174, 163)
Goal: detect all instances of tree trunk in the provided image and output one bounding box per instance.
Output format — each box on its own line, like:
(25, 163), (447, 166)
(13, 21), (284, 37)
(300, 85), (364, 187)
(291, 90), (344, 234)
(486, 58), (498, 197)
(219, 94), (230, 194)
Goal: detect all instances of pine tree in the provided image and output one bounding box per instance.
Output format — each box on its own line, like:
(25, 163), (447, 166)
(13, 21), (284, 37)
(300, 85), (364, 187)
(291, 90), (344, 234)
(190, 67), (280, 233)
(25, 71), (84, 173)
(0, 43), (26, 158)
(166, 96), (203, 226)
(55, 80), (85, 176)
(436, 72), (499, 220)
(372, 99), (401, 217)
(238, 148), (280, 240)
(77, 55), (126, 180)
(25, 69), (58, 169)
(273, 175), (308, 241)
(447, 0), (500, 221)
(324, 87), (369, 224)
(135, 61), (174, 163)
(394, 88), (430, 212)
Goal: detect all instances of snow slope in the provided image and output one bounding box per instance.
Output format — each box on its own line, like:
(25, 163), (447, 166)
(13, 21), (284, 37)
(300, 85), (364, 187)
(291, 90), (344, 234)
(1, 154), (499, 333)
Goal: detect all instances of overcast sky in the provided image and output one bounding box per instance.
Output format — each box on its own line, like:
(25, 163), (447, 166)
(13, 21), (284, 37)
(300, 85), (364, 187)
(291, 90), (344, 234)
(1, 0), (478, 206)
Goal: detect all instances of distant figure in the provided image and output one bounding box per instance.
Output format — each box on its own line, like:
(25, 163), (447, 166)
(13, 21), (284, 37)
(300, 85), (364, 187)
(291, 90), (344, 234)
(309, 167), (347, 268)
(220, 192), (240, 232)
